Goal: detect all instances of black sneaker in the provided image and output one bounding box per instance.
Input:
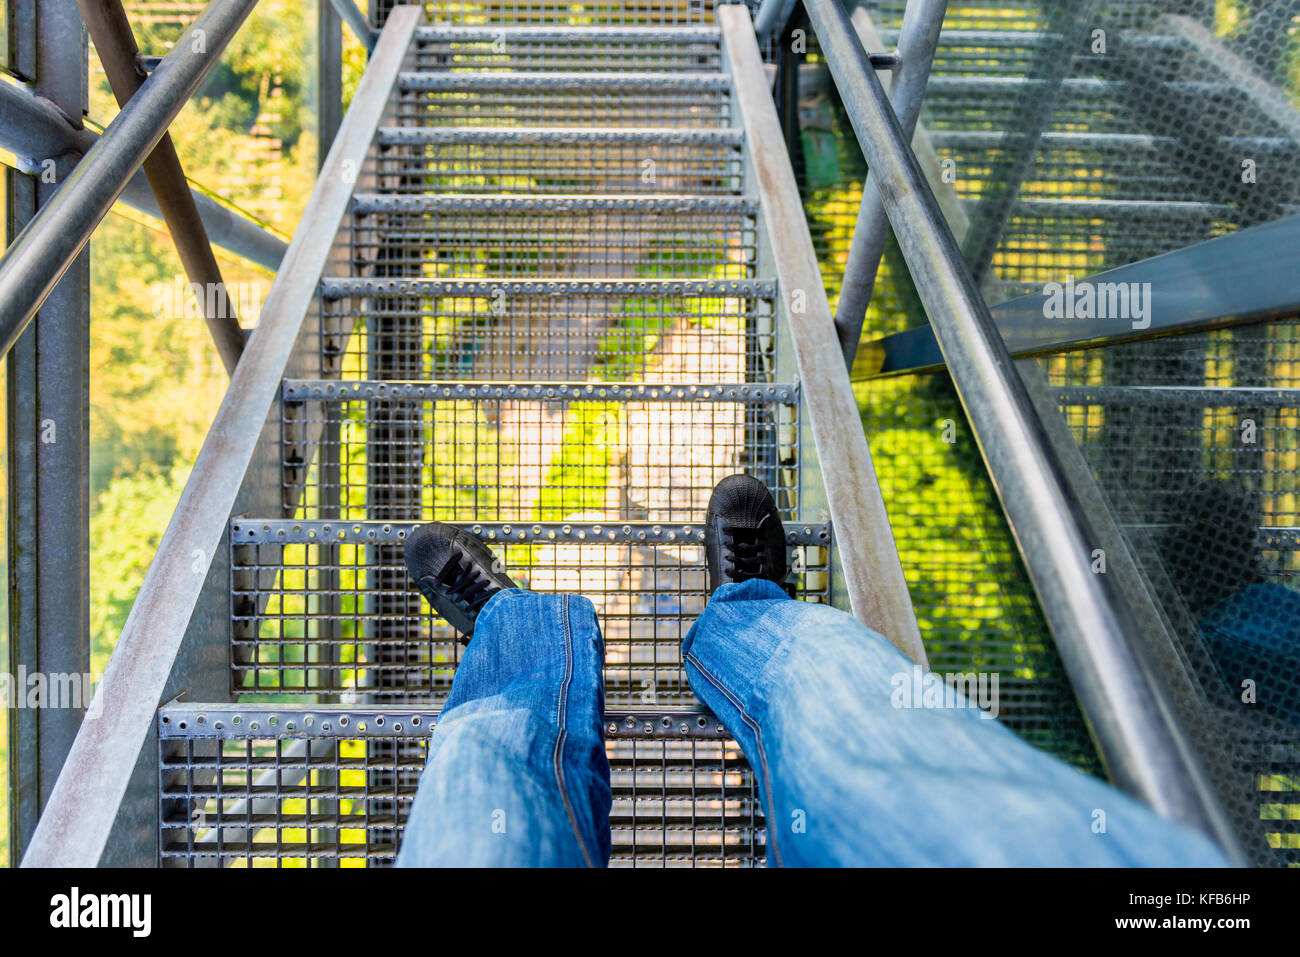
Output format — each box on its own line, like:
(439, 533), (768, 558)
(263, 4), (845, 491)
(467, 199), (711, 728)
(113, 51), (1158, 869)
(704, 474), (791, 596)
(404, 523), (517, 639)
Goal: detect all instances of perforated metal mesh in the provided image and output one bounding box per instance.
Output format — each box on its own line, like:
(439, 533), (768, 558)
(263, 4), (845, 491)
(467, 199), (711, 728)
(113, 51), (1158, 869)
(792, 12), (1101, 774)
(158, 706), (765, 867)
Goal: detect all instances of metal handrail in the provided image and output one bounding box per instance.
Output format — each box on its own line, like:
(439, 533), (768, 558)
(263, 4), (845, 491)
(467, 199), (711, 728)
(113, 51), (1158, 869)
(719, 5), (928, 668)
(19, 6), (424, 868)
(787, 0), (1239, 854)
(0, 0), (259, 360)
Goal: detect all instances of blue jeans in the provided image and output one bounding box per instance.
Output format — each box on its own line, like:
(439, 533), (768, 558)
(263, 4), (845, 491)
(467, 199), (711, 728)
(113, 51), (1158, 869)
(1201, 582), (1300, 723)
(396, 580), (1230, 866)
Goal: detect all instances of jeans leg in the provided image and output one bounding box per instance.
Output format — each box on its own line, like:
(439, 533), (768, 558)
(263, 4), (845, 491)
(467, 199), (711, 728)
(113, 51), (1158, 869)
(683, 579), (1231, 867)
(396, 589), (611, 867)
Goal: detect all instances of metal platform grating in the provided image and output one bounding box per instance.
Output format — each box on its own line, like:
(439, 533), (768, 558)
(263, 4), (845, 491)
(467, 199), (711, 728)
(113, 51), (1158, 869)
(158, 705), (766, 867)
(230, 520), (830, 699)
(315, 279), (775, 381)
(281, 381), (799, 524)
(373, 128), (743, 195)
(345, 197), (758, 279)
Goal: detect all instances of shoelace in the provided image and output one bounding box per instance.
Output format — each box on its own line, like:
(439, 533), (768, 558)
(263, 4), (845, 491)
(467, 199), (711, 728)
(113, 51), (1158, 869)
(433, 547), (496, 613)
(722, 517), (769, 580)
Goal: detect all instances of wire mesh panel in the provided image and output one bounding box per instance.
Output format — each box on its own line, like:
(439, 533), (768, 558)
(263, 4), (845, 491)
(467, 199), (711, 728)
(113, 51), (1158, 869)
(345, 196), (758, 279)
(872, 0), (1300, 295)
(374, 127), (744, 194)
(158, 705), (766, 867)
(315, 279), (775, 381)
(1047, 331), (1300, 865)
(230, 520), (831, 700)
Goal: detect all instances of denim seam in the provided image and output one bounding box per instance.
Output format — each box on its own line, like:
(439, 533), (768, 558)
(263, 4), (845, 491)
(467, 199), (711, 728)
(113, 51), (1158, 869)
(683, 649), (784, 867)
(552, 594), (596, 868)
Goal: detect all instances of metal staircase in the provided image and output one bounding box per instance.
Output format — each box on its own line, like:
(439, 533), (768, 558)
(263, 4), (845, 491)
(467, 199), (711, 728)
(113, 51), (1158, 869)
(15, 0), (1298, 871)
(134, 4), (919, 867)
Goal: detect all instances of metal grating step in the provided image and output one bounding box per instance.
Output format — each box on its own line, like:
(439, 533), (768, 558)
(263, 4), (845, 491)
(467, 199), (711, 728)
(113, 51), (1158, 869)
(279, 379), (800, 523)
(393, 70), (734, 132)
(1057, 386), (1300, 408)
(398, 71), (732, 93)
(345, 194), (759, 280)
(314, 277), (775, 381)
(229, 519), (831, 699)
(319, 277), (772, 298)
(395, 74), (732, 129)
(351, 193), (757, 214)
(412, 25), (723, 73)
(1056, 385), (1300, 531)
(372, 126), (744, 195)
(375, 126), (744, 145)
(157, 704), (766, 868)
(414, 25), (723, 42)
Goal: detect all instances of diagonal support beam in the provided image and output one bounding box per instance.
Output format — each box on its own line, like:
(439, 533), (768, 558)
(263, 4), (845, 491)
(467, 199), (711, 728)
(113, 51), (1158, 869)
(833, 0), (949, 367)
(331, 0), (376, 52)
(77, 0), (246, 374)
(856, 213), (1300, 378)
(0, 0), (259, 364)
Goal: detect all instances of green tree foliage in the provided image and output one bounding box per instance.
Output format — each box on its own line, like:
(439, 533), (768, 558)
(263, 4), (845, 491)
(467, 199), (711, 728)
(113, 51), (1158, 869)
(86, 2), (323, 665)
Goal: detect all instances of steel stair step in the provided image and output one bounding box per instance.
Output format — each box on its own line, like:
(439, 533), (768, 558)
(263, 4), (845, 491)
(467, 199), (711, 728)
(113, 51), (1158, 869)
(1013, 198), (1234, 219)
(229, 520), (829, 698)
(1056, 386), (1300, 408)
(350, 192), (758, 215)
(875, 27), (1184, 50)
(398, 70), (732, 93)
(319, 277), (774, 300)
(923, 76), (1235, 98)
(375, 126), (743, 146)
(282, 379), (798, 403)
(928, 130), (1299, 154)
(414, 25), (721, 43)
(157, 703), (766, 867)
(373, 125), (744, 195)
(343, 193), (758, 280)
(314, 277), (777, 382)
